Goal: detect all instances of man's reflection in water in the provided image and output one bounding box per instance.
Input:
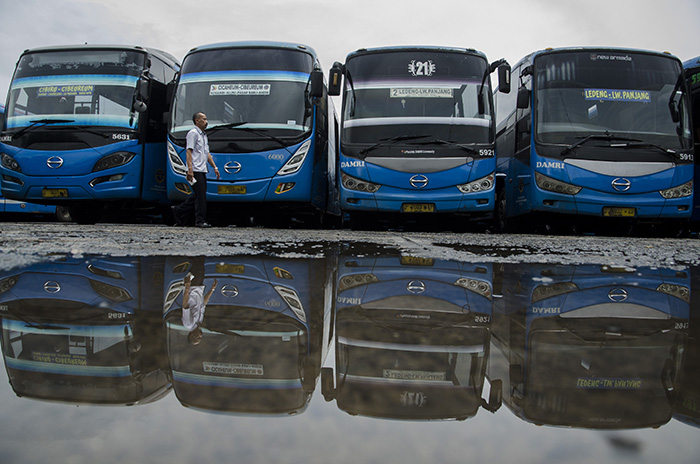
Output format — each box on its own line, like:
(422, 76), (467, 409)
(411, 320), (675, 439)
(181, 257), (217, 345)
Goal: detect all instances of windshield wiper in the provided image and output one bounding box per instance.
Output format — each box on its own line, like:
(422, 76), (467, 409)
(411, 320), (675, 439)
(204, 121), (249, 135)
(358, 134), (432, 158)
(11, 119), (76, 139)
(206, 123), (294, 153)
(560, 132), (643, 156)
(608, 141), (678, 159)
(45, 125), (111, 138)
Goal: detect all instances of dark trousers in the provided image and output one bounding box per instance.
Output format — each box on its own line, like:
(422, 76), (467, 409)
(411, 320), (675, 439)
(174, 171), (207, 226)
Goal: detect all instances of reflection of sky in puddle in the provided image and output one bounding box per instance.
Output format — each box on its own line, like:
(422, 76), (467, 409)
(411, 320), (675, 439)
(0, 252), (698, 463)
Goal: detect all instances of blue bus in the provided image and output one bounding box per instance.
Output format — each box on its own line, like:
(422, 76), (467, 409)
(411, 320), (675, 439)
(0, 45), (180, 224)
(684, 56), (700, 225)
(166, 41), (339, 226)
(321, 254), (501, 420)
(494, 48), (694, 234)
(162, 255), (333, 414)
(327, 46), (510, 228)
(489, 263), (690, 428)
(0, 256), (170, 405)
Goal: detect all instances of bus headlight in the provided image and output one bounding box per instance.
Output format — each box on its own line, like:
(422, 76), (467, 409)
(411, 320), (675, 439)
(167, 142), (187, 176)
(657, 283), (690, 303)
(660, 180), (692, 199)
(274, 286), (306, 323)
(454, 277), (492, 299)
(1, 153), (21, 173)
(342, 173), (381, 193)
(531, 282), (578, 303)
(92, 151), (135, 172)
(277, 140), (311, 176)
(535, 172), (582, 195)
(457, 174), (494, 193)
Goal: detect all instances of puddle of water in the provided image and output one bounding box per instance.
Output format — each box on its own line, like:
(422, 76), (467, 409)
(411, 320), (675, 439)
(0, 251), (698, 463)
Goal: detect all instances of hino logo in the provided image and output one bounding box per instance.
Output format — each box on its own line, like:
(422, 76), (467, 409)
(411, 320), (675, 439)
(612, 178), (631, 192)
(221, 284), (239, 298)
(47, 156), (63, 169)
(224, 161), (242, 174)
(608, 288), (628, 302)
(407, 280), (426, 294)
(410, 175), (429, 189)
(44, 281), (61, 293)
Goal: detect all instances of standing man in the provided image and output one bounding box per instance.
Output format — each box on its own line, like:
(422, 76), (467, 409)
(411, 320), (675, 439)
(173, 112), (220, 228)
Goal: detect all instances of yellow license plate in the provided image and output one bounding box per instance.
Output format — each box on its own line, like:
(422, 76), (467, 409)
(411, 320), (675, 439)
(400, 256), (435, 266)
(402, 203), (435, 213)
(218, 185), (247, 195)
(603, 207), (636, 217)
(42, 188), (68, 198)
(215, 264), (245, 274)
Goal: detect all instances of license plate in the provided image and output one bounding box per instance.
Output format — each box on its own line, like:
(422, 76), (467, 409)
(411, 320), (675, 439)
(218, 185), (246, 195)
(400, 256), (435, 266)
(401, 203), (435, 213)
(42, 188), (68, 198)
(215, 264), (245, 274)
(603, 207), (636, 217)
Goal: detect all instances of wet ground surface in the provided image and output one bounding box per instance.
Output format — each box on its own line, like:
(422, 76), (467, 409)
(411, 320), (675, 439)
(1, 222), (699, 463)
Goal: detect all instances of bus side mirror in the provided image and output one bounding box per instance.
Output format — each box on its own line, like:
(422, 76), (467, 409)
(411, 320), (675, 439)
(328, 62), (344, 96)
(517, 87), (530, 109)
(309, 69), (324, 98)
(498, 64), (511, 94)
(133, 99), (147, 113)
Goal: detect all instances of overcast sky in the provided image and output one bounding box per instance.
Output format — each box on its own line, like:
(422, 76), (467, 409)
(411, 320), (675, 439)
(0, 0), (699, 97)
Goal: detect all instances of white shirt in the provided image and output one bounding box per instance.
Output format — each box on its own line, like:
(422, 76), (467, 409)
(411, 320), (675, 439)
(182, 286), (205, 331)
(186, 126), (210, 173)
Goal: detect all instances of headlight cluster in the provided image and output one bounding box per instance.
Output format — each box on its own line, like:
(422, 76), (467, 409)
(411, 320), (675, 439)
(342, 173), (381, 193)
(274, 286), (306, 323)
(277, 140), (311, 176)
(657, 283), (690, 303)
(457, 174), (494, 194)
(92, 151), (134, 172)
(167, 142), (187, 176)
(453, 277), (492, 299)
(660, 180), (692, 199)
(535, 172), (582, 195)
(1, 153), (21, 173)
(339, 273), (378, 292)
(531, 282), (578, 303)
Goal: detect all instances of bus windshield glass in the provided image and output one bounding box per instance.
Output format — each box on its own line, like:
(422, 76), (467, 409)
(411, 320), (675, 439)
(342, 50), (493, 147)
(535, 51), (692, 149)
(5, 49), (146, 130)
(170, 48), (315, 140)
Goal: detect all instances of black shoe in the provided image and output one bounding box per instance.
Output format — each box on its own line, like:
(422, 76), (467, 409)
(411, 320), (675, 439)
(195, 222), (212, 228)
(171, 206), (183, 226)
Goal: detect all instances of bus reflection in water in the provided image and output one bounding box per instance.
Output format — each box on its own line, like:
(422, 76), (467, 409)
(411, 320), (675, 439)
(489, 263), (690, 428)
(0, 257), (170, 405)
(322, 254), (501, 420)
(162, 255), (333, 414)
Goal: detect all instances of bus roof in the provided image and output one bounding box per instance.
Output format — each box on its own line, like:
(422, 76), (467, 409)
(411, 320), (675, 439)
(683, 56), (700, 70)
(345, 45), (488, 61)
(512, 46), (681, 69)
(185, 41), (318, 60)
(20, 44), (180, 68)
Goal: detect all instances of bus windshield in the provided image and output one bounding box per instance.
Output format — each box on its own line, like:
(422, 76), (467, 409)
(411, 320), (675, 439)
(342, 50), (493, 147)
(170, 48), (315, 140)
(5, 49), (146, 130)
(535, 51), (692, 150)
